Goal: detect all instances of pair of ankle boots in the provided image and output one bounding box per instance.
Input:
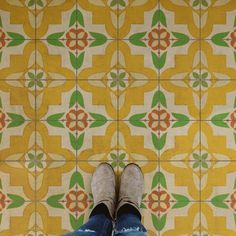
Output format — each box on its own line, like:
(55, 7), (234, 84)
(90, 163), (144, 220)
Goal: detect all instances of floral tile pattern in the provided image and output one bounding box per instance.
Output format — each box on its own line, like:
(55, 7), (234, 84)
(0, 0), (236, 235)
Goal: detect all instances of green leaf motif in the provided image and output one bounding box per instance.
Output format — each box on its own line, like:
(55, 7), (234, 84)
(89, 113), (107, 128)
(152, 90), (167, 108)
(70, 52), (85, 69)
(70, 90), (84, 108)
(129, 113), (147, 128)
(152, 52), (167, 70)
(7, 32), (25, 47)
(70, 214), (84, 230)
(89, 112), (107, 120)
(90, 120), (106, 128)
(0, 133), (2, 144)
(69, 133), (84, 151)
(152, 9), (167, 27)
(47, 194), (65, 209)
(152, 213), (167, 231)
(171, 113), (190, 128)
(7, 113), (25, 128)
(46, 113), (65, 128)
(171, 193), (190, 209)
(7, 194), (25, 209)
(70, 9), (84, 27)
(211, 113), (229, 128)
(234, 52), (236, 65)
(89, 32), (107, 47)
(152, 171), (167, 189)
(129, 32), (147, 47)
(70, 171), (84, 189)
(0, 96), (2, 108)
(211, 194), (229, 209)
(152, 132), (167, 151)
(171, 32), (190, 47)
(47, 32), (64, 47)
(211, 32), (229, 47)
(140, 203), (147, 209)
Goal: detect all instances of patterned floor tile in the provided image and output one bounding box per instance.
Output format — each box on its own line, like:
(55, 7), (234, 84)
(0, 121), (36, 161)
(201, 0), (236, 39)
(1, 0), (236, 235)
(117, 160), (200, 235)
(201, 202), (236, 235)
(201, 80), (236, 121)
(0, 1), (36, 39)
(35, 160), (115, 235)
(0, 200), (36, 236)
(201, 120), (236, 161)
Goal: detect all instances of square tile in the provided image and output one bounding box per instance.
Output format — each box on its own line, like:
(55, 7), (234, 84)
(36, 0), (76, 39)
(160, 0), (200, 39)
(160, 80), (200, 120)
(118, 80), (158, 120)
(0, 2), (36, 39)
(0, 161), (36, 201)
(201, 202), (236, 235)
(145, 202), (200, 235)
(0, 40), (36, 78)
(0, 121), (35, 161)
(116, 160), (200, 234)
(200, 0), (236, 39)
(200, 161), (236, 201)
(0, 200), (36, 235)
(35, 160), (115, 234)
(201, 40), (236, 81)
(201, 121), (236, 161)
(201, 80), (236, 120)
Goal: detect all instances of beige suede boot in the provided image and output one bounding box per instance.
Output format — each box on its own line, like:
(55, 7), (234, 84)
(116, 163), (144, 219)
(90, 162), (116, 219)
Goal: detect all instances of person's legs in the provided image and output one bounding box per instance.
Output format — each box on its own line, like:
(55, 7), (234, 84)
(63, 204), (113, 236)
(63, 163), (116, 236)
(114, 204), (148, 236)
(114, 164), (148, 236)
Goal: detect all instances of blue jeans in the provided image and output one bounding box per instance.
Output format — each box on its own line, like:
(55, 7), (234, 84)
(63, 208), (148, 236)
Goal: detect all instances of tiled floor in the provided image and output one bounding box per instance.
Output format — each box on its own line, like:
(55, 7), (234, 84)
(0, 0), (236, 235)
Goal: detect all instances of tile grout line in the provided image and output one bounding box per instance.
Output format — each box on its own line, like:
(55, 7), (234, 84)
(199, 3), (202, 236)
(117, 1), (120, 176)
(34, 2), (37, 235)
(158, 2), (161, 236)
(75, 0), (79, 215)
(2, 159), (236, 163)
(2, 78), (236, 81)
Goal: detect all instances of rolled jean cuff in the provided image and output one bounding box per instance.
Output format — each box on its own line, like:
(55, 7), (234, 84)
(113, 227), (149, 236)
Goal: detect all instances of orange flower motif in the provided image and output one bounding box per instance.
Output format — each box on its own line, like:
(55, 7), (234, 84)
(0, 29), (6, 49)
(230, 191), (236, 211)
(148, 190), (170, 213)
(148, 28), (170, 51)
(66, 190), (88, 212)
(66, 28), (89, 51)
(0, 191), (6, 211)
(0, 110), (6, 131)
(148, 109), (171, 132)
(230, 29), (236, 50)
(66, 109), (88, 132)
